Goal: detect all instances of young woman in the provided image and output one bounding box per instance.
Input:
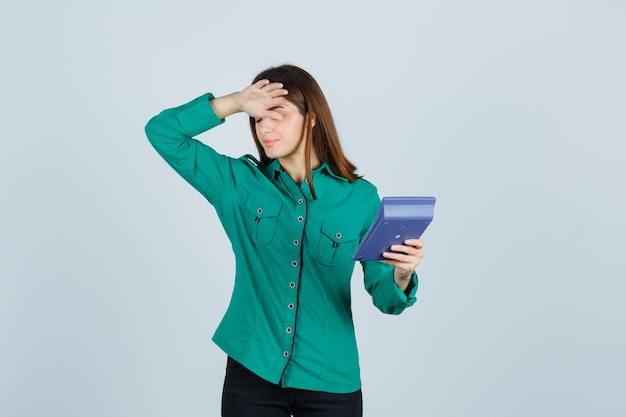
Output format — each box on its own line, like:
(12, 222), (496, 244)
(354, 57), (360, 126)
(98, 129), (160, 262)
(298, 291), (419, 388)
(145, 64), (425, 417)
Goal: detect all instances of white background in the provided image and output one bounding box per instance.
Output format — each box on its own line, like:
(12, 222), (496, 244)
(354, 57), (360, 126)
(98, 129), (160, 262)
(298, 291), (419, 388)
(1, 1), (625, 416)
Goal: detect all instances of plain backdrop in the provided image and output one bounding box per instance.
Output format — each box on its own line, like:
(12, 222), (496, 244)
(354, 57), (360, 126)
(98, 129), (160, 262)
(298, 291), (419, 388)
(1, 1), (625, 416)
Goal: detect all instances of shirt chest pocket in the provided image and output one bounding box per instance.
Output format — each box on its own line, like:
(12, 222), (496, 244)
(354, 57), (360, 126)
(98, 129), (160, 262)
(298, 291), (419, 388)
(245, 196), (283, 244)
(317, 220), (360, 267)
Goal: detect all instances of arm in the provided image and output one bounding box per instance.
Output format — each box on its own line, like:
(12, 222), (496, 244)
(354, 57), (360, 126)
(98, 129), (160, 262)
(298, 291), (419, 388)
(144, 93), (232, 203)
(144, 80), (289, 202)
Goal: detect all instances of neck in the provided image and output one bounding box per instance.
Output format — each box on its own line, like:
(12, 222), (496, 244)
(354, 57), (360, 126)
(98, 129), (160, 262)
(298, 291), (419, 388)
(279, 154), (321, 185)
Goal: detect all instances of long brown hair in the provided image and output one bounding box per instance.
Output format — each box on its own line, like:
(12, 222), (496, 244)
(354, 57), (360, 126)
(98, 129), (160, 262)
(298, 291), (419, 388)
(249, 64), (359, 198)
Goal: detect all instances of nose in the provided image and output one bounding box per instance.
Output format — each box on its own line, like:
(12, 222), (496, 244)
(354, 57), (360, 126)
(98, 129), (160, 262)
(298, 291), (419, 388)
(257, 117), (273, 134)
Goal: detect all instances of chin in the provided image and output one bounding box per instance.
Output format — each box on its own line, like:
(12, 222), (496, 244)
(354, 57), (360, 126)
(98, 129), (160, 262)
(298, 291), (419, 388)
(264, 150), (282, 159)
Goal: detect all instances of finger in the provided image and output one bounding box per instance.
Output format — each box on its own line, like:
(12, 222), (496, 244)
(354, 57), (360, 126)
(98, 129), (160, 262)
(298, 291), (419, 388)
(270, 96), (290, 107)
(258, 110), (284, 120)
(262, 82), (286, 93)
(268, 111), (284, 120)
(252, 79), (271, 90)
(383, 249), (423, 266)
(270, 88), (289, 97)
(266, 88), (289, 101)
(388, 244), (419, 255)
(382, 250), (414, 263)
(403, 239), (424, 248)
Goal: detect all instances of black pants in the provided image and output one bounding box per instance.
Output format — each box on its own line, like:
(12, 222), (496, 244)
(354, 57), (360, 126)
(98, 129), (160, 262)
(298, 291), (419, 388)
(221, 357), (363, 417)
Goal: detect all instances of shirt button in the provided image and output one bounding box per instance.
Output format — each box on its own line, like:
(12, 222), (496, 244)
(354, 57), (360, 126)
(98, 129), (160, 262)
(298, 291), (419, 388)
(297, 199), (304, 204)
(293, 239), (299, 246)
(257, 208), (263, 214)
(291, 260), (298, 267)
(336, 232), (342, 239)
(283, 351), (290, 358)
(286, 327), (292, 333)
(289, 282), (296, 288)
(288, 303), (295, 309)
(297, 216), (304, 222)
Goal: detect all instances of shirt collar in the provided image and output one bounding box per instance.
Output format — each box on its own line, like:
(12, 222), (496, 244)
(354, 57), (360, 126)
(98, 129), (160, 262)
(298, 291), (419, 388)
(261, 158), (282, 180)
(261, 159), (348, 182)
(314, 161), (349, 181)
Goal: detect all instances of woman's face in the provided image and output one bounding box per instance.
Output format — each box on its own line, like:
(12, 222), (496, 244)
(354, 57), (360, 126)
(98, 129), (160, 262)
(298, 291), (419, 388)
(255, 101), (307, 163)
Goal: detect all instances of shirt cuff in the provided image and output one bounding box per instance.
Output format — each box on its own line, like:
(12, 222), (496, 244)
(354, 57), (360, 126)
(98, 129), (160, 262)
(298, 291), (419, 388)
(394, 271), (418, 304)
(176, 93), (225, 137)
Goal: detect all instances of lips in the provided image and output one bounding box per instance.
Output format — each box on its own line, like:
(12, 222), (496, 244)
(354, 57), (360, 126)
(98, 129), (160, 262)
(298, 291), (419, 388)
(263, 139), (278, 147)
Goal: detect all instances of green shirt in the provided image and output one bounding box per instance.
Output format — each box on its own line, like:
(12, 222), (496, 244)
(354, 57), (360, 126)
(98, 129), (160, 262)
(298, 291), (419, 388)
(145, 93), (418, 393)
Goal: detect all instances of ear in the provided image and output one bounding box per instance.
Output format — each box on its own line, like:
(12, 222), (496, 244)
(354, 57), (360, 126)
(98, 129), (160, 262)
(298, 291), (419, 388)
(308, 113), (316, 128)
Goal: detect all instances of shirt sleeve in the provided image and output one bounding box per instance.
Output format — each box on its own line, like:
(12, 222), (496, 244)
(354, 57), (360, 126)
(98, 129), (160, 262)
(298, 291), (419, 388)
(144, 93), (238, 204)
(362, 261), (418, 314)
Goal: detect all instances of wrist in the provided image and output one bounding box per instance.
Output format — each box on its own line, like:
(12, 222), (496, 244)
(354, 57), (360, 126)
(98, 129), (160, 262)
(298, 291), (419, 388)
(232, 91), (246, 114)
(394, 268), (412, 282)
(210, 92), (242, 119)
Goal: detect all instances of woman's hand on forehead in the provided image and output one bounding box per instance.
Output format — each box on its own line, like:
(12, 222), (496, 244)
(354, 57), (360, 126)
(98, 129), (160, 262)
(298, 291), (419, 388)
(237, 79), (289, 120)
